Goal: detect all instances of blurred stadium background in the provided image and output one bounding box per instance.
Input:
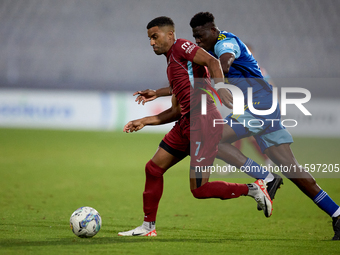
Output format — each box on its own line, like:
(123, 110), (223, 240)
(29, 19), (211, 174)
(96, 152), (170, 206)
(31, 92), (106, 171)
(0, 0), (339, 134)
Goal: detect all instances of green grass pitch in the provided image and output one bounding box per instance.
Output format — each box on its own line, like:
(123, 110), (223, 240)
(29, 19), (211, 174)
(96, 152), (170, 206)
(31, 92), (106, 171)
(0, 128), (339, 254)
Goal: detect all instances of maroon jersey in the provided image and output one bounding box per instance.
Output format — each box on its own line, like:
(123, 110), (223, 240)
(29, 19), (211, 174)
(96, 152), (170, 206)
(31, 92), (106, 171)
(166, 39), (214, 116)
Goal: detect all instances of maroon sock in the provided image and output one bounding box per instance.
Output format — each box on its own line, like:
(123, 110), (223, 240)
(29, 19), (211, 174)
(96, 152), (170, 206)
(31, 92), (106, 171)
(143, 160), (166, 222)
(191, 181), (249, 200)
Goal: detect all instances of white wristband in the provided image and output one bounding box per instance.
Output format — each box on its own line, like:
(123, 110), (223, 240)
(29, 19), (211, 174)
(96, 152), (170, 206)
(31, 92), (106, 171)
(214, 82), (225, 89)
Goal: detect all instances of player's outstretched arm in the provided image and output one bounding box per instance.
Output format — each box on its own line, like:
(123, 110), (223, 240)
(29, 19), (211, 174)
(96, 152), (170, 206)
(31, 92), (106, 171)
(192, 48), (233, 109)
(123, 119), (146, 133)
(192, 48), (224, 84)
(217, 52), (236, 109)
(219, 52), (235, 74)
(124, 94), (181, 133)
(133, 87), (172, 105)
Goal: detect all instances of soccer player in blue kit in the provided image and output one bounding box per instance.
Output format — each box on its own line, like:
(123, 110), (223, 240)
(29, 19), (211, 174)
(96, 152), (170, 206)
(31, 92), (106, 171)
(135, 12), (340, 240)
(188, 12), (340, 240)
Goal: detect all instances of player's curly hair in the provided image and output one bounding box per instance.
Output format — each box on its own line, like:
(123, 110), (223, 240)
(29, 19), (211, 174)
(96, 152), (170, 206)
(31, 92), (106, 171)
(190, 12), (215, 28)
(147, 16), (175, 30)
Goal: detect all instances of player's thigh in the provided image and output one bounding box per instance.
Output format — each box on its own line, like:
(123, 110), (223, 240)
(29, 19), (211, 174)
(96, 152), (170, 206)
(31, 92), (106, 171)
(151, 146), (183, 170)
(220, 123), (239, 143)
(224, 105), (286, 145)
(264, 143), (297, 166)
(221, 112), (257, 143)
(155, 118), (189, 170)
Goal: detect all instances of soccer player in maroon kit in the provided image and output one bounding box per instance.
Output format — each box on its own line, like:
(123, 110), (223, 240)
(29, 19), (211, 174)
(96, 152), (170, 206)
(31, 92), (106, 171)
(118, 16), (272, 237)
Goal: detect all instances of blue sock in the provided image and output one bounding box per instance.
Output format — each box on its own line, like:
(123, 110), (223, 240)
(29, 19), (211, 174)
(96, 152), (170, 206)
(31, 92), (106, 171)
(313, 190), (340, 217)
(242, 158), (269, 180)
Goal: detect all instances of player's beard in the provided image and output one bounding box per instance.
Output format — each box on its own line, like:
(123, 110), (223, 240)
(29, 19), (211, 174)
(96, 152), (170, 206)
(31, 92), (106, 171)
(153, 46), (163, 55)
(153, 40), (170, 55)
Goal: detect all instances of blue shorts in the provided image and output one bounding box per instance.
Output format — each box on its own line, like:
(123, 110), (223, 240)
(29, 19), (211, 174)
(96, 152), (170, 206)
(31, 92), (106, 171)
(225, 102), (293, 153)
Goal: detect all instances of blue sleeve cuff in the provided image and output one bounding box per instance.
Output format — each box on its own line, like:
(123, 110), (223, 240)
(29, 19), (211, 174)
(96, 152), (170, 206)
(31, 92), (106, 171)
(214, 38), (241, 59)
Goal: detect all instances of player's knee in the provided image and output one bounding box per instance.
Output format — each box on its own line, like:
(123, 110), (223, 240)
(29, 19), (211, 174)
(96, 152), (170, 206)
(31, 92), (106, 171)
(191, 186), (205, 199)
(145, 160), (165, 178)
(191, 188), (201, 199)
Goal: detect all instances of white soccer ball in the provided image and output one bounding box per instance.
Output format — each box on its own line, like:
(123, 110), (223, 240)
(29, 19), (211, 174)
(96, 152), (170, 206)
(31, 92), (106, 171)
(70, 206), (102, 238)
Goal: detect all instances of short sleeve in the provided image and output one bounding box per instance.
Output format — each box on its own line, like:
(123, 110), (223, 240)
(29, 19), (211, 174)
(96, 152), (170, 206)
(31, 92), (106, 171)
(173, 39), (200, 62)
(214, 38), (241, 59)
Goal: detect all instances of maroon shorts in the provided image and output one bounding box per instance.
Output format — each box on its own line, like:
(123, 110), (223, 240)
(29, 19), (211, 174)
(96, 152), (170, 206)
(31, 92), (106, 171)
(161, 107), (223, 168)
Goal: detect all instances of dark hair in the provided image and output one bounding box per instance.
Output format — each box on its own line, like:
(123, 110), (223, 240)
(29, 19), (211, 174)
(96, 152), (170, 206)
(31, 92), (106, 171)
(147, 16), (175, 30)
(190, 12), (215, 28)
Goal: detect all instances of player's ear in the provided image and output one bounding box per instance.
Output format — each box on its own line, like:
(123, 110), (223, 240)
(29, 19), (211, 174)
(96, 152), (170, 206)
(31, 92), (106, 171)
(167, 30), (175, 40)
(210, 26), (217, 34)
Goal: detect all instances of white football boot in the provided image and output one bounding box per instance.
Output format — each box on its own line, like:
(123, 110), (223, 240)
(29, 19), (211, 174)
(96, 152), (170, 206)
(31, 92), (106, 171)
(118, 222), (157, 236)
(247, 179), (273, 217)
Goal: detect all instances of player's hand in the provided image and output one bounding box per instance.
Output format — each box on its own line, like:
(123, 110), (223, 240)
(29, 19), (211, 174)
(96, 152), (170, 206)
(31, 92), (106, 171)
(217, 88), (233, 109)
(123, 119), (145, 133)
(133, 89), (157, 105)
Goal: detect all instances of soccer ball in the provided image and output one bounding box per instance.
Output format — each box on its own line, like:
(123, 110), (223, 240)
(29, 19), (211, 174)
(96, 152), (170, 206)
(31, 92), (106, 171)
(69, 206), (102, 238)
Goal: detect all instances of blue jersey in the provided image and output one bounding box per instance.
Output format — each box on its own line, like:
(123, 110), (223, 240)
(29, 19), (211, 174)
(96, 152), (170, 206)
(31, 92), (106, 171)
(209, 31), (272, 107)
